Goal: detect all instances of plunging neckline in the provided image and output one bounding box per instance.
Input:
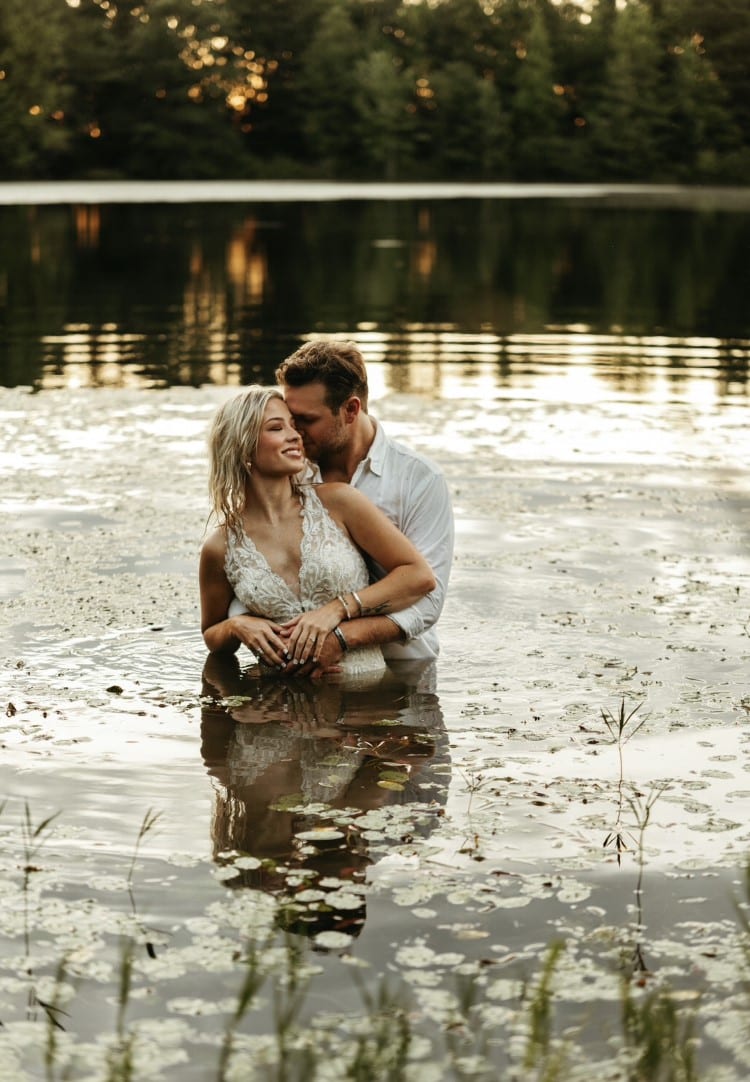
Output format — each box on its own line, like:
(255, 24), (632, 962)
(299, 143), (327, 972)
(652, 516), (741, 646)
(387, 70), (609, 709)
(238, 490), (308, 604)
(223, 484), (386, 679)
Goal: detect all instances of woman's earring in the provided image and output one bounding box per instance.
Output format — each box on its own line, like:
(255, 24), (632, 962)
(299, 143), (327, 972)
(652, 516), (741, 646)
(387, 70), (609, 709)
(245, 461), (253, 473)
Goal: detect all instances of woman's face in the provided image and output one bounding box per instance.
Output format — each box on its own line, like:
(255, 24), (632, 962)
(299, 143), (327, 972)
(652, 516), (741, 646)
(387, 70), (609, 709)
(253, 398), (304, 477)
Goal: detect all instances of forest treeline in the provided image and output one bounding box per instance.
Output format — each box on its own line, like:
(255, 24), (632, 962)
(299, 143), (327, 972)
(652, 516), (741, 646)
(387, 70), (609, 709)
(2, 0), (750, 183)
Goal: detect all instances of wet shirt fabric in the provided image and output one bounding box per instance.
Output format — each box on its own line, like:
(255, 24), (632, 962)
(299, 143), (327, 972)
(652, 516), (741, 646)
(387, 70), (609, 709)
(224, 485), (385, 679)
(307, 420), (454, 660)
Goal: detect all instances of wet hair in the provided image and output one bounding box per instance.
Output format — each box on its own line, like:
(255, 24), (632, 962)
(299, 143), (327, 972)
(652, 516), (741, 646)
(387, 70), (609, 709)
(206, 384), (290, 536)
(275, 339), (369, 411)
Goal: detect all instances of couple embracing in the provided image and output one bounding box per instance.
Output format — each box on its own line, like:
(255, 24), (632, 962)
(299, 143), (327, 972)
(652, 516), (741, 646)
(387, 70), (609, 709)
(200, 339), (454, 682)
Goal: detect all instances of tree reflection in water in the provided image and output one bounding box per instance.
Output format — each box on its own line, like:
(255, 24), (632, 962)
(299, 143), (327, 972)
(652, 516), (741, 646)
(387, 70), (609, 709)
(200, 654), (450, 942)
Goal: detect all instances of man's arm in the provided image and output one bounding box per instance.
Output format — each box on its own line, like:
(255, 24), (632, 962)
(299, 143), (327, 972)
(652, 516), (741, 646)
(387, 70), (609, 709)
(307, 614), (404, 678)
(307, 466), (453, 674)
(365, 466), (454, 644)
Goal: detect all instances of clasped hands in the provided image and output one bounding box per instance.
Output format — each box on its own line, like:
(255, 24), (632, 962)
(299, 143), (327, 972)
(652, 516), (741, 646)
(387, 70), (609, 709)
(231, 599), (346, 677)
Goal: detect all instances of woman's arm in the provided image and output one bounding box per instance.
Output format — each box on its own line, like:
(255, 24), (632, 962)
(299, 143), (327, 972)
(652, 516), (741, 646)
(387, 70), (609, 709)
(326, 484), (436, 611)
(283, 485), (436, 663)
(199, 530), (288, 663)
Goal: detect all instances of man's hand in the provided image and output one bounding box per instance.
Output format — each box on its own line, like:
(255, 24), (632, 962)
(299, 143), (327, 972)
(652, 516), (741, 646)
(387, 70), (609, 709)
(279, 628), (344, 679)
(308, 631), (346, 678)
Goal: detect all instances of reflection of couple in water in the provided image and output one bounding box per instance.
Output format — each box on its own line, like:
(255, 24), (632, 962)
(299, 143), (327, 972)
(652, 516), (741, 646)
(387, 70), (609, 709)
(200, 653), (450, 939)
(198, 339), (454, 938)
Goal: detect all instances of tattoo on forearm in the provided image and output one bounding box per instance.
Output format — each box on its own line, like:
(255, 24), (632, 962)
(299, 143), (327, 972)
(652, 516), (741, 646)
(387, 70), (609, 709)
(361, 600), (391, 617)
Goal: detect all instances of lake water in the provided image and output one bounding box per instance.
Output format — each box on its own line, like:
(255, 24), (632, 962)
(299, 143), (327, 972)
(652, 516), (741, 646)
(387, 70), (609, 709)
(1, 183), (750, 1080)
(3, 181), (750, 392)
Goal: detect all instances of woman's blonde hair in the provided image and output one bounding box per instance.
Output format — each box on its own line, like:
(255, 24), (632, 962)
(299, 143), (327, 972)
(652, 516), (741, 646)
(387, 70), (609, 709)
(207, 385), (287, 535)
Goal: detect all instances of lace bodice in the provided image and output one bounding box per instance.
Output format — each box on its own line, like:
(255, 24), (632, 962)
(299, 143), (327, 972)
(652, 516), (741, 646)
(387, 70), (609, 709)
(225, 486), (385, 679)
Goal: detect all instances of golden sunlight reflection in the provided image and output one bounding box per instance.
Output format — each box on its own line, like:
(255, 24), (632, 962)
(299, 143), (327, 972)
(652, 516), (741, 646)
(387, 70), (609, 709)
(226, 219), (267, 304)
(74, 205), (101, 248)
(41, 363), (145, 391)
(413, 238), (437, 279)
(33, 322), (750, 402)
(40, 323), (147, 388)
(177, 247), (234, 374)
(343, 327), (749, 406)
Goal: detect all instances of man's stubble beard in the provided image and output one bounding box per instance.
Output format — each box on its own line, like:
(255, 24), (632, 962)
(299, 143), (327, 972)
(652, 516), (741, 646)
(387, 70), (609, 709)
(306, 418), (348, 470)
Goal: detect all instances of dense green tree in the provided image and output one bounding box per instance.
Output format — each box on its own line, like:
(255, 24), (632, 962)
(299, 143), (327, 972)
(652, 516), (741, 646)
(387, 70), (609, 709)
(353, 50), (415, 179)
(666, 34), (742, 180)
(476, 75), (512, 178)
(61, 0), (247, 178)
(586, 1), (669, 179)
(297, 2), (363, 174)
(227, 0), (327, 172)
(400, 0), (498, 72)
(429, 62), (509, 178)
(1, 0), (750, 182)
(0, 0), (73, 177)
(511, 4), (567, 179)
(679, 0), (750, 132)
(486, 0), (542, 101)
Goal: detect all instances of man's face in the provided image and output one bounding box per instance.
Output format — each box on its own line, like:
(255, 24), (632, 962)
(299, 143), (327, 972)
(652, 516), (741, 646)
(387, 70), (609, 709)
(282, 381), (348, 463)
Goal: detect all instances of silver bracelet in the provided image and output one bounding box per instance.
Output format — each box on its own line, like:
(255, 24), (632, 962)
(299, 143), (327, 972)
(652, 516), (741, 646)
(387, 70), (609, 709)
(337, 594), (352, 620)
(332, 626), (349, 652)
(351, 590), (364, 616)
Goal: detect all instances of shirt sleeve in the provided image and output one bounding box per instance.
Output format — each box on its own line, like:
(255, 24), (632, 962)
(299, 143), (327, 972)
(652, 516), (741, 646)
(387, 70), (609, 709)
(383, 466), (454, 642)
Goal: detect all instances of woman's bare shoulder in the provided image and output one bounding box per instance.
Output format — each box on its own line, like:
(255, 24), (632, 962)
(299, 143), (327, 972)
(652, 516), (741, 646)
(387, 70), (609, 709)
(201, 525), (228, 559)
(315, 482), (366, 511)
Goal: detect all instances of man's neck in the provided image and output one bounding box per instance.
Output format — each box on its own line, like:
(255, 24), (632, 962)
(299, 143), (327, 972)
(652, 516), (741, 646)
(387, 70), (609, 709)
(319, 413), (377, 484)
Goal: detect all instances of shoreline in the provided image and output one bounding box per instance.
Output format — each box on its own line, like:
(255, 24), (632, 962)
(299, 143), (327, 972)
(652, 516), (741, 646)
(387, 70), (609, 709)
(2, 179), (750, 209)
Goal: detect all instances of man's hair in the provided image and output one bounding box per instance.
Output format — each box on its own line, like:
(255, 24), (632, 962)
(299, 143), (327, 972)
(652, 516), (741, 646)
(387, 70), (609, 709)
(275, 339), (369, 411)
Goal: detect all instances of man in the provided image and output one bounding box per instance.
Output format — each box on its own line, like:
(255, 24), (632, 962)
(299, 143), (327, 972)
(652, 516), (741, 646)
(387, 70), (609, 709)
(231, 338), (454, 672)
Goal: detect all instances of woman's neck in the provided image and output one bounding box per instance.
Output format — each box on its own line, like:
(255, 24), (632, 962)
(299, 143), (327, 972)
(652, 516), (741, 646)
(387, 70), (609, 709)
(243, 475), (300, 526)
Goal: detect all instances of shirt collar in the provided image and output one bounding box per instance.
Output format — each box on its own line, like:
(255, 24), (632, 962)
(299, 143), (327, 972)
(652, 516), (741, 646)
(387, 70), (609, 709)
(306, 417), (387, 484)
(358, 416), (386, 478)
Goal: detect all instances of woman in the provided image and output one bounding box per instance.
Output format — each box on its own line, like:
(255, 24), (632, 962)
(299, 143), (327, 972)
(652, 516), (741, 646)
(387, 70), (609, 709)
(199, 386), (436, 677)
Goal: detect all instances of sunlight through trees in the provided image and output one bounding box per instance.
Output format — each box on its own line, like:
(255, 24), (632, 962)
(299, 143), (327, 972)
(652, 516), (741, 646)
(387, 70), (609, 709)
(0, 0), (748, 181)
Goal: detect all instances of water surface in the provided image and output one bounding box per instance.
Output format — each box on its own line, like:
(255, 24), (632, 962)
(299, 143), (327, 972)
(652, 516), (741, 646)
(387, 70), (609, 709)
(1, 185), (750, 1079)
(1, 182), (749, 393)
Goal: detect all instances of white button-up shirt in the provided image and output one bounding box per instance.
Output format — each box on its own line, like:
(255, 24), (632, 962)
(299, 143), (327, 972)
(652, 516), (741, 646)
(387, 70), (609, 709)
(338, 419), (454, 660)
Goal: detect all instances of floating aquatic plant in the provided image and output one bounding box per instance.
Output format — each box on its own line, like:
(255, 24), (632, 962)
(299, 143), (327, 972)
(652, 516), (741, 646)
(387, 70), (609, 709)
(3, 768), (750, 1081)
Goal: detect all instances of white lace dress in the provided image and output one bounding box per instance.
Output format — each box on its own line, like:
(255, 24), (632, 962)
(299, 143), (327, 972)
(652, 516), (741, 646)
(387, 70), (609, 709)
(224, 485), (386, 679)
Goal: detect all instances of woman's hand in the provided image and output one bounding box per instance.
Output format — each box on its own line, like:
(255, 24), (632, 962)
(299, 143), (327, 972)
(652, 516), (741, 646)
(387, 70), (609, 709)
(230, 615), (288, 667)
(281, 601), (343, 665)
